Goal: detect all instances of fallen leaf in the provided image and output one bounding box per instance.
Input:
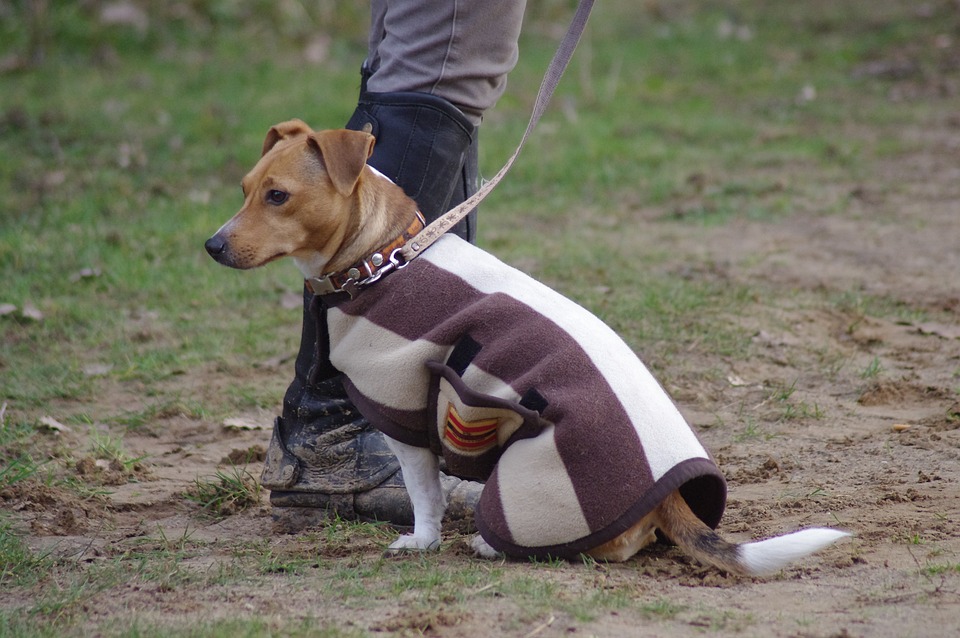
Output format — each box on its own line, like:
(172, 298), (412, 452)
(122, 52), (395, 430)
(257, 354), (294, 369)
(188, 190), (210, 204)
(0, 54), (29, 74)
(303, 35), (331, 65)
(280, 291), (302, 310)
(727, 374), (748, 387)
(223, 417), (270, 431)
(83, 364), (114, 377)
(39, 416), (71, 433)
(892, 423), (911, 432)
(21, 303), (44, 321)
(70, 267), (103, 282)
(0, 303), (16, 316)
(44, 170), (66, 188)
(100, 2), (149, 34)
(797, 84), (817, 103)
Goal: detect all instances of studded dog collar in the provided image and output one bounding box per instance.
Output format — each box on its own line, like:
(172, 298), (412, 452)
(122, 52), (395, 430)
(305, 211), (425, 298)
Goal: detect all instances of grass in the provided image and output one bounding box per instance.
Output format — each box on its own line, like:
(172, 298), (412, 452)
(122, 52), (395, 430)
(185, 465), (262, 517)
(106, 397), (209, 429)
(859, 356), (885, 380)
(733, 417), (768, 443)
(88, 430), (147, 470)
(0, 519), (51, 588)
(0, 404), (45, 490)
(0, 0), (943, 412)
(920, 563), (960, 577)
(1, 0), (958, 636)
(767, 379), (826, 422)
(0, 454), (41, 491)
(113, 618), (369, 638)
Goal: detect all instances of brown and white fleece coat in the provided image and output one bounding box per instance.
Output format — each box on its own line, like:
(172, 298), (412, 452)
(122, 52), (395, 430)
(324, 234), (726, 559)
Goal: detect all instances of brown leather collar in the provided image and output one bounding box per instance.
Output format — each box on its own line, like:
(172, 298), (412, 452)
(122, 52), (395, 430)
(305, 211), (425, 298)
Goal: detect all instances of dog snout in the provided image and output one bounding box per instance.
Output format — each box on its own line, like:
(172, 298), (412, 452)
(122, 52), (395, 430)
(204, 234), (227, 259)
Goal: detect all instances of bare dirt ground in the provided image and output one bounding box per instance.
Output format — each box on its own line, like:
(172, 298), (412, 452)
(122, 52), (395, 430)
(7, 64), (960, 638)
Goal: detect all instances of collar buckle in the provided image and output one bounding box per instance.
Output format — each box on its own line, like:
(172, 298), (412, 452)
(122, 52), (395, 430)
(305, 212), (423, 298)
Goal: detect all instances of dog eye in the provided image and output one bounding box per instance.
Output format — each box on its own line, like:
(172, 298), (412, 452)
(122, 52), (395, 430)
(266, 189), (289, 205)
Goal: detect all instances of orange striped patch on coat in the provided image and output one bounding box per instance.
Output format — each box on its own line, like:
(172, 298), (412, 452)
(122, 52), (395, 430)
(443, 403), (499, 454)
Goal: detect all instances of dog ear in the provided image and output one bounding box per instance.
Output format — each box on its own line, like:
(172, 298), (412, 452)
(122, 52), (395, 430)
(262, 119), (313, 157)
(307, 129), (376, 197)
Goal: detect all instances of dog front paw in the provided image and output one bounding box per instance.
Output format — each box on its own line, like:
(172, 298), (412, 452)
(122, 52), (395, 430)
(385, 534), (441, 554)
(470, 534), (504, 560)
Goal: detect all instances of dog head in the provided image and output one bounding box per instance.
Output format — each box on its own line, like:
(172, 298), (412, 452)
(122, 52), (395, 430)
(204, 119), (376, 276)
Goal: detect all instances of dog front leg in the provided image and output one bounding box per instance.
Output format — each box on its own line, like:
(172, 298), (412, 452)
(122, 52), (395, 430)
(384, 438), (445, 552)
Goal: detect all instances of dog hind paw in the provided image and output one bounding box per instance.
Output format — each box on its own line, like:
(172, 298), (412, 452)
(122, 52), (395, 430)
(470, 535), (503, 559)
(385, 534), (441, 554)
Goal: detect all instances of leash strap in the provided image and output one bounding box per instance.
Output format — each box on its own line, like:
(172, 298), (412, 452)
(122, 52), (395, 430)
(397, 0), (595, 264)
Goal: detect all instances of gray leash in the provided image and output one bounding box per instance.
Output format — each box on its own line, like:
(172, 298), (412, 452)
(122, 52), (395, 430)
(397, 0), (595, 264)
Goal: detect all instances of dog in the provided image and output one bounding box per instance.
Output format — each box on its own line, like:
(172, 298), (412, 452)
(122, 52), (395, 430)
(205, 120), (849, 575)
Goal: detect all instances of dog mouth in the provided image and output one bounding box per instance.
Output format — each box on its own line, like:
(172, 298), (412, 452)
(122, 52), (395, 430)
(204, 234), (289, 270)
(259, 252), (286, 267)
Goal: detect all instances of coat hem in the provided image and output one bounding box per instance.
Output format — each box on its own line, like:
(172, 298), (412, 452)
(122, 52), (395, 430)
(475, 457), (726, 560)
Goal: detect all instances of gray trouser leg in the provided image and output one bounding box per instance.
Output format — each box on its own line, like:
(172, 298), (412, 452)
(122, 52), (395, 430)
(366, 0), (527, 124)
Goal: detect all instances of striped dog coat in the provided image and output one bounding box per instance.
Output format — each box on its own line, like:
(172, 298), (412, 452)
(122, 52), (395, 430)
(325, 235), (726, 559)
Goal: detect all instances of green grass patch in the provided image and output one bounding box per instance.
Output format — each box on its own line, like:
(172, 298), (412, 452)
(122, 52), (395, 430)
(920, 562), (960, 577)
(110, 617), (368, 638)
(185, 465), (262, 517)
(0, 407), (46, 490)
(0, 519), (52, 588)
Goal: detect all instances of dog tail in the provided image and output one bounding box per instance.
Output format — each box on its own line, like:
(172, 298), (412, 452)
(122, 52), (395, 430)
(656, 490), (850, 576)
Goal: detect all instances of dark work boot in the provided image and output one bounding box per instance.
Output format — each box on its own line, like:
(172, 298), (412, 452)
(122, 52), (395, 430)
(262, 78), (482, 530)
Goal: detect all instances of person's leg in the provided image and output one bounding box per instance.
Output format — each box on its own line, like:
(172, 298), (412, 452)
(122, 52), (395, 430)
(364, 0), (524, 125)
(357, 0), (526, 234)
(262, 0), (526, 527)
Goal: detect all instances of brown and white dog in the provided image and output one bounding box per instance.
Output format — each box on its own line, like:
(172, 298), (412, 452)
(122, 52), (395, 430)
(205, 120), (849, 575)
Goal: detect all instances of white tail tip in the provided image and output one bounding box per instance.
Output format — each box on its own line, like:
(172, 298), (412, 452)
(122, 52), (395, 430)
(739, 528), (851, 576)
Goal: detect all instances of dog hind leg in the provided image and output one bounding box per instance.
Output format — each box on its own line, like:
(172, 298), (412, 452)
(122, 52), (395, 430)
(469, 534), (503, 559)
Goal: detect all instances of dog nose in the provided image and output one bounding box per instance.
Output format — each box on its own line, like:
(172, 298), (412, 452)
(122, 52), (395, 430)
(204, 235), (226, 257)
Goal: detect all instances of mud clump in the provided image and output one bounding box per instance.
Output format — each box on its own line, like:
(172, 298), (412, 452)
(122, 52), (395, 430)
(221, 445), (267, 465)
(75, 455), (146, 486)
